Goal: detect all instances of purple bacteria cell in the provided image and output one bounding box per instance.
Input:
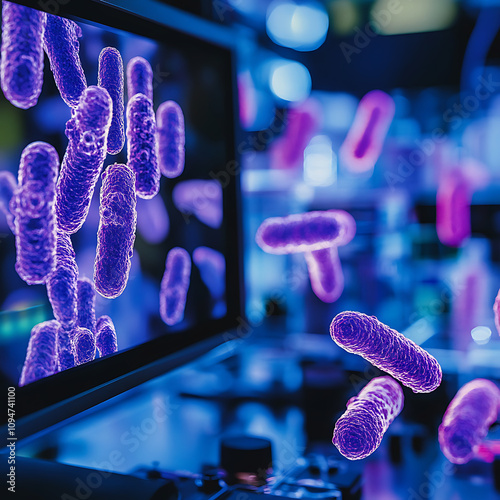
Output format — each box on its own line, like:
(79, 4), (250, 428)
(126, 93), (160, 199)
(57, 325), (75, 370)
(77, 277), (96, 335)
(12, 142), (59, 285)
(19, 320), (59, 386)
(126, 56), (153, 101)
(1, 1), (46, 109)
(193, 246), (225, 299)
(0, 170), (17, 231)
(136, 195), (169, 244)
(96, 315), (118, 357)
(55, 85), (113, 234)
(439, 379), (500, 464)
(98, 47), (125, 155)
(160, 247), (191, 326)
(43, 14), (87, 108)
(46, 230), (78, 328)
(333, 376), (404, 460)
(94, 163), (137, 299)
(256, 210), (355, 255)
(330, 311), (442, 393)
(157, 100), (185, 178)
(305, 246), (344, 303)
(73, 326), (96, 365)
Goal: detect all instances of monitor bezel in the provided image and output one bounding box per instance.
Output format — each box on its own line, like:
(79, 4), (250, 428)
(0, 0), (244, 440)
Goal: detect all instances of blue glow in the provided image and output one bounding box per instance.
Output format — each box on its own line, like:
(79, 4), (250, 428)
(269, 60), (311, 102)
(303, 135), (336, 187)
(266, 1), (329, 51)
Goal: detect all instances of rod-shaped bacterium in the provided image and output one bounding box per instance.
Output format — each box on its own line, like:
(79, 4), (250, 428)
(330, 311), (442, 393)
(94, 163), (137, 299)
(160, 247), (191, 326)
(494, 289), (500, 337)
(77, 277), (96, 335)
(333, 376), (404, 460)
(0, 170), (17, 231)
(439, 379), (500, 464)
(19, 320), (59, 386)
(46, 230), (78, 328)
(305, 246), (344, 303)
(157, 100), (185, 178)
(12, 142), (59, 285)
(73, 326), (96, 365)
(1, 1), (46, 109)
(96, 315), (118, 357)
(126, 93), (160, 198)
(193, 246), (225, 299)
(55, 86), (112, 234)
(340, 90), (394, 174)
(57, 325), (75, 371)
(43, 14), (87, 108)
(126, 56), (153, 101)
(98, 47), (125, 155)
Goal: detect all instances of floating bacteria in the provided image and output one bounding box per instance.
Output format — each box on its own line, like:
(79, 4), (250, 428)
(126, 92), (160, 198)
(333, 376), (404, 460)
(12, 142), (59, 285)
(160, 247), (191, 326)
(126, 56), (153, 101)
(43, 14), (87, 108)
(19, 320), (59, 386)
(157, 100), (185, 178)
(136, 195), (169, 244)
(94, 163), (137, 299)
(96, 315), (118, 357)
(77, 277), (96, 335)
(330, 311), (442, 393)
(172, 180), (223, 228)
(1, 1), (46, 109)
(439, 379), (500, 464)
(305, 247), (344, 303)
(98, 47), (125, 155)
(55, 85), (112, 234)
(0, 170), (17, 231)
(340, 90), (395, 174)
(73, 326), (96, 365)
(193, 246), (225, 299)
(46, 230), (78, 328)
(57, 325), (75, 371)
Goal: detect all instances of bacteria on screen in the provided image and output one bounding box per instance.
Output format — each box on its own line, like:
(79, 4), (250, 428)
(96, 315), (118, 357)
(57, 325), (75, 371)
(73, 326), (96, 365)
(98, 47), (125, 155)
(0, 170), (17, 231)
(157, 100), (185, 178)
(438, 379), (500, 464)
(12, 141), (58, 285)
(46, 230), (78, 328)
(193, 246), (225, 299)
(1, 1), (46, 109)
(94, 163), (137, 299)
(126, 56), (153, 101)
(340, 90), (394, 174)
(330, 311), (442, 393)
(160, 247), (191, 326)
(55, 85), (112, 234)
(305, 247), (345, 303)
(136, 195), (169, 244)
(77, 277), (96, 335)
(126, 92), (160, 199)
(333, 376), (404, 460)
(172, 180), (223, 229)
(43, 14), (87, 108)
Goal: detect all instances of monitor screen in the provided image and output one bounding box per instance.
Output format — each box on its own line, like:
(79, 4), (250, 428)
(0, 0), (242, 438)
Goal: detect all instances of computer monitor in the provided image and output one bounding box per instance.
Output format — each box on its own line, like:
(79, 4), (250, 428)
(0, 0), (243, 440)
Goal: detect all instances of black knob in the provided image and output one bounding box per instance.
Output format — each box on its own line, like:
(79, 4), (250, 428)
(220, 436), (273, 479)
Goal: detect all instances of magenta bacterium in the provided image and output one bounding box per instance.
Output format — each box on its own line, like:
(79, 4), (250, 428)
(0, 170), (17, 232)
(1, 1), (46, 109)
(439, 379), (500, 464)
(193, 246), (225, 299)
(330, 311), (442, 393)
(56, 325), (75, 371)
(55, 85), (112, 234)
(98, 47), (125, 155)
(157, 100), (185, 178)
(340, 90), (395, 174)
(126, 56), (153, 101)
(43, 14), (87, 108)
(12, 142), (59, 285)
(160, 247), (191, 326)
(96, 315), (118, 357)
(136, 195), (169, 244)
(333, 376), (404, 460)
(494, 289), (500, 337)
(305, 247), (344, 303)
(126, 93), (160, 198)
(94, 163), (137, 299)
(46, 230), (78, 328)
(436, 169), (470, 247)
(73, 326), (96, 365)
(77, 277), (96, 335)
(19, 320), (59, 386)
(172, 180), (223, 229)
